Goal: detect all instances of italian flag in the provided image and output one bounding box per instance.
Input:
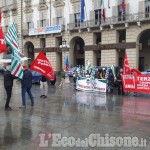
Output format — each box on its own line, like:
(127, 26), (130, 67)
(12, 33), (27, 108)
(100, 0), (106, 21)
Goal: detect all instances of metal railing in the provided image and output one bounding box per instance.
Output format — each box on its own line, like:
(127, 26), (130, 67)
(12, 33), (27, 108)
(67, 12), (150, 30)
(22, 29), (29, 36)
(39, 0), (46, 4)
(2, 6), (9, 12)
(10, 3), (18, 10)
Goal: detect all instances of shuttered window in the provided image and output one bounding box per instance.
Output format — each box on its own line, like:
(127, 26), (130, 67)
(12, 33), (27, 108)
(118, 5), (126, 21)
(94, 9), (101, 25)
(40, 19), (46, 27)
(74, 13), (80, 27)
(145, 0), (150, 18)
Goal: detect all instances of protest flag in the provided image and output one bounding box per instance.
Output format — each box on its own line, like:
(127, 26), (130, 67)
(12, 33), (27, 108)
(30, 51), (55, 79)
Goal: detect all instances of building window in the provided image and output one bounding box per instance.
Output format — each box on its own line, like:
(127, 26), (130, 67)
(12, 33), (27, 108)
(40, 38), (45, 48)
(57, 17), (62, 25)
(145, 0), (150, 18)
(118, 5), (126, 21)
(5, 25), (8, 32)
(40, 19), (46, 27)
(25, 0), (31, 7)
(74, 13), (80, 27)
(27, 22), (32, 29)
(95, 9), (101, 25)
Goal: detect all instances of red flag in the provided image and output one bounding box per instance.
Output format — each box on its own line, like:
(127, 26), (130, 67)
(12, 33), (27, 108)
(123, 54), (131, 74)
(0, 8), (6, 53)
(122, 0), (125, 11)
(30, 51), (55, 79)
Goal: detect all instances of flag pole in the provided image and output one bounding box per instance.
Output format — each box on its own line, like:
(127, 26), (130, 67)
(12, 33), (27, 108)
(84, 1), (89, 26)
(108, 0), (110, 8)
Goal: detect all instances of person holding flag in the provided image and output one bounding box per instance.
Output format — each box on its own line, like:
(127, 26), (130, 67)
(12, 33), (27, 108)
(20, 66), (34, 108)
(4, 65), (16, 111)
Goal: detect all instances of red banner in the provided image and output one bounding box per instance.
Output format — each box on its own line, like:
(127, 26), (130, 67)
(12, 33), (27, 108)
(123, 54), (131, 74)
(0, 9), (6, 53)
(122, 74), (150, 93)
(30, 51), (55, 79)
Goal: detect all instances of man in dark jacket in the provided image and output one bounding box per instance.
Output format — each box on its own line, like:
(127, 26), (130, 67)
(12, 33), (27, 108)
(4, 65), (14, 111)
(20, 66), (34, 108)
(116, 68), (124, 95)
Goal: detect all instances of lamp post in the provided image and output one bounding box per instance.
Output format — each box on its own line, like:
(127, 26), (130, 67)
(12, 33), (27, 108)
(60, 39), (70, 71)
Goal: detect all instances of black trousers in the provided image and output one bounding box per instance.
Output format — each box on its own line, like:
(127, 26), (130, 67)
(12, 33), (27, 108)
(5, 86), (12, 109)
(118, 82), (124, 95)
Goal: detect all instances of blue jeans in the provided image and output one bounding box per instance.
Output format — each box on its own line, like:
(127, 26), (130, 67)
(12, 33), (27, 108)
(21, 87), (34, 106)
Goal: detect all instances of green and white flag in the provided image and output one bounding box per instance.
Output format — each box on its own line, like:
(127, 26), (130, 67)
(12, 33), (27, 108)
(111, 64), (116, 79)
(85, 60), (92, 71)
(5, 22), (23, 79)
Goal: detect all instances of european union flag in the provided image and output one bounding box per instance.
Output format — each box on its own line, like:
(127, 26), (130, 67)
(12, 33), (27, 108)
(80, 0), (85, 23)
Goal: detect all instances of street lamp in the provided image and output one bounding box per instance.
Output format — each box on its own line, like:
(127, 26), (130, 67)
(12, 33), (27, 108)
(60, 39), (70, 71)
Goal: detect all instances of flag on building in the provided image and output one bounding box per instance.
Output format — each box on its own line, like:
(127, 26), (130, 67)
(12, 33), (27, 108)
(100, 0), (106, 21)
(120, 0), (126, 14)
(123, 54), (131, 74)
(5, 22), (23, 79)
(80, 0), (85, 23)
(30, 51), (55, 79)
(65, 56), (69, 72)
(0, 8), (6, 53)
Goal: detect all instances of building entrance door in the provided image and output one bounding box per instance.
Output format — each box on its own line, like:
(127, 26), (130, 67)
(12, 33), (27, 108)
(139, 57), (144, 71)
(76, 59), (84, 66)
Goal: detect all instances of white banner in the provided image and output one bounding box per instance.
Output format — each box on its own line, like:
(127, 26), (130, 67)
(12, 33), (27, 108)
(76, 78), (107, 93)
(29, 25), (62, 36)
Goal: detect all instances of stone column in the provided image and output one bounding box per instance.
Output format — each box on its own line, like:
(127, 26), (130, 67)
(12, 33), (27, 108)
(46, 52), (57, 71)
(85, 51), (96, 66)
(17, 0), (23, 53)
(101, 49), (119, 66)
(126, 49), (139, 68)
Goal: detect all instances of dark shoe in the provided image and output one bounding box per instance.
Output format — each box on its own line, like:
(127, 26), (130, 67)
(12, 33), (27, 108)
(40, 95), (45, 98)
(5, 107), (12, 111)
(43, 95), (47, 98)
(31, 103), (34, 106)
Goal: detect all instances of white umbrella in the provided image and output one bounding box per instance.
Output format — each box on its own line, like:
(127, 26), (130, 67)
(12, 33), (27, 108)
(0, 54), (30, 63)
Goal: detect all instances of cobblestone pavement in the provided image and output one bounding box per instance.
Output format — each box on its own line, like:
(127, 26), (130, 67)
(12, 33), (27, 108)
(0, 75), (150, 150)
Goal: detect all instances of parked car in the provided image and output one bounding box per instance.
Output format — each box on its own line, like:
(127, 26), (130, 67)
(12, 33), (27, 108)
(141, 68), (150, 75)
(31, 71), (56, 85)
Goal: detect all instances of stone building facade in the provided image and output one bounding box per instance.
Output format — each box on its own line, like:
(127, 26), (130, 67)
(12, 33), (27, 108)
(1, 0), (150, 71)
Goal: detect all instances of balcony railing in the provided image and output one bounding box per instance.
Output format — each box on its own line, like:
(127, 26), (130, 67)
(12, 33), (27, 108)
(39, 0), (46, 4)
(2, 6), (9, 12)
(10, 3), (17, 10)
(22, 29), (29, 36)
(67, 12), (150, 30)
(25, 1), (31, 7)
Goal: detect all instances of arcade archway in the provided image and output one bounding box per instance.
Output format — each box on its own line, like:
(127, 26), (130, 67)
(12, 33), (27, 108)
(24, 41), (34, 66)
(138, 29), (150, 71)
(70, 37), (85, 66)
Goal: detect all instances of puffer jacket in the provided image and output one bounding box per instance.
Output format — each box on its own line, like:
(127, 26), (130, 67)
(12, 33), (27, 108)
(21, 69), (32, 88)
